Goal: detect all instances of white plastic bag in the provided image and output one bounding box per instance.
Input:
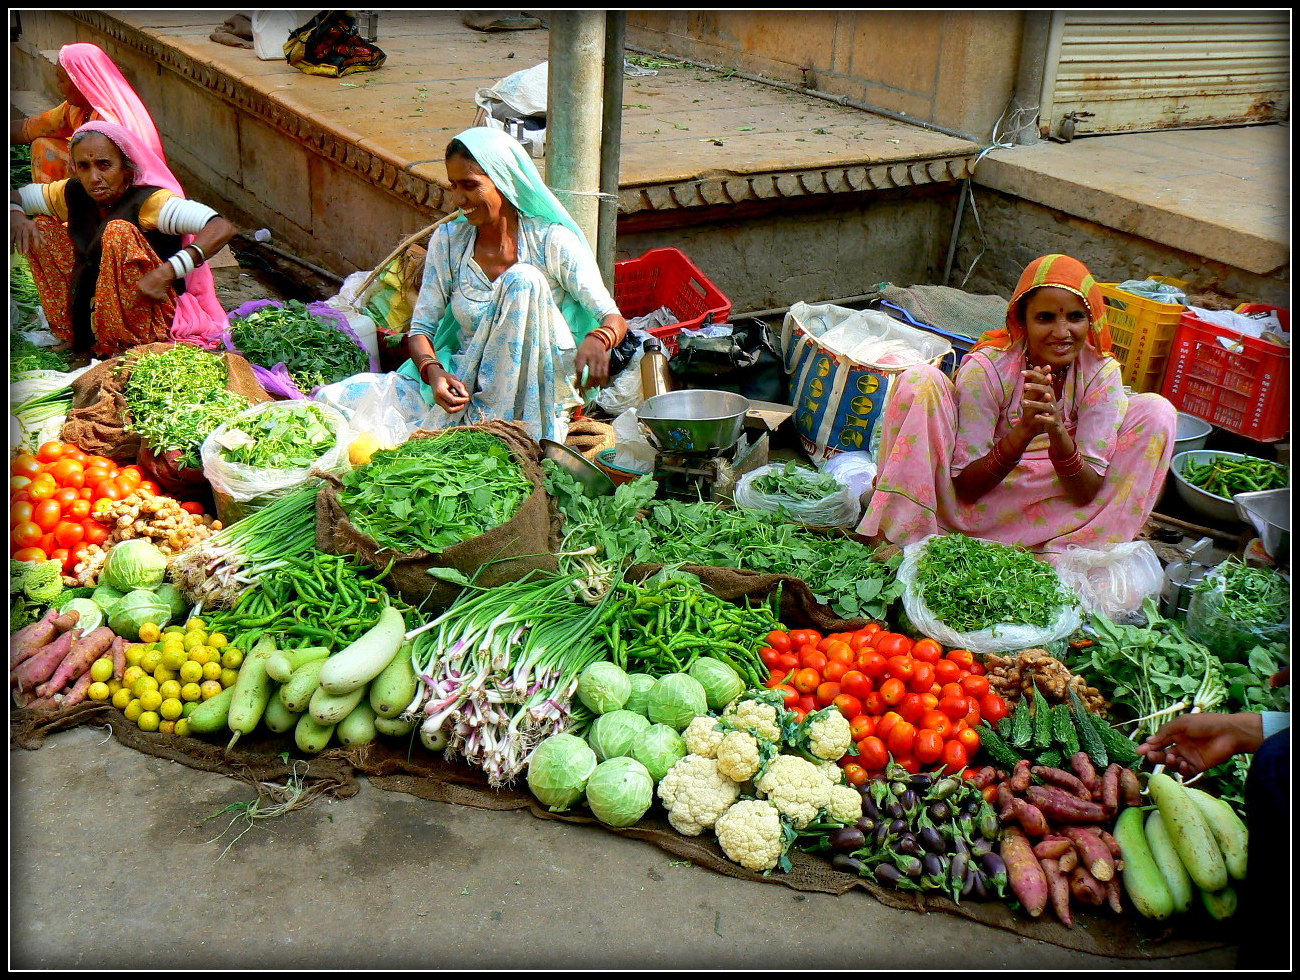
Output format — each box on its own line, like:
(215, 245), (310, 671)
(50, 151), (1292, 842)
(251, 11), (312, 60)
(311, 372), (428, 451)
(820, 451), (878, 502)
(473, 61), (548, 154)
(610, 408), (656, 475)
(1050, 541), (1165, 625)
(898, 535), (1083, 655)
(734, 462), (862, 528)
(593, 329), (654, 416)
(202, 400), (350, 524)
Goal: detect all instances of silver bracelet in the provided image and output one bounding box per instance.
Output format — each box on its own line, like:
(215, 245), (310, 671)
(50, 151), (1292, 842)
(167, 250), (196, 279)
(186, 242), (208, 264)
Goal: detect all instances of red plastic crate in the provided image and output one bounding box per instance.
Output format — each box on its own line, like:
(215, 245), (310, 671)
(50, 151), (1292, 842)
(613, 248), (731, 355)
(1160, 305), (1290, 442)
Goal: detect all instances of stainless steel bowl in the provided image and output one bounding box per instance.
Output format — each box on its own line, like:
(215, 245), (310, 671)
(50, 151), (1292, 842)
(540, 439), (616, 497)
(1234, 488), (1289, 559)
(1170, 450), (1252, 525)
(637, 389), (750, 454)
(1173, 412), (1213, 455)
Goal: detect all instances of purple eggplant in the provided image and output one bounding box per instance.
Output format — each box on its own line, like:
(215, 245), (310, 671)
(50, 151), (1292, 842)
(874, 863), (904, 888)
(829, 826), (867, 852)
(899, 789), (920, 812)
(971, 869), (990, 902)
(889, 818), (908, 835)
(886, 800), (905, 821)
(950, 851), (969, 891)
(977, 808), (1000, 840)
(859, 792), (880, 819)
(874, 820), (892, 846)
(894, 854), (923, 879)
(921, 853), (945, 880)
(895, 833), (922, 858)
(918, 826), (946, 854)
(961, 866), (978, 899)
(970, 837), (993, 858)
(930, 776), (962, 799)
(927, 801), (951, 823)
(831, 854), (866, 876)
(855, 816), (876, 836)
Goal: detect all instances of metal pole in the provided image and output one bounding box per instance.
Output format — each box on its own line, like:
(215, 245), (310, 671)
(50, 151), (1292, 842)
(547, 11), (606, 250)
(597, 11), (626, 285)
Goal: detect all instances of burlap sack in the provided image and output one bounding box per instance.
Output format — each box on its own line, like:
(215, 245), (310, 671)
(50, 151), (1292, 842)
(315, 419), (559, 611)
(61, 342), (273, 463)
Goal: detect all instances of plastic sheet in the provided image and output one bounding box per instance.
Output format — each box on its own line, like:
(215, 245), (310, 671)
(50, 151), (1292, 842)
(733, 463), (861, 528)
(1050, 541), (1165, 626)
(311, 372), (429, 451)
(1186, 560), (1290, 663)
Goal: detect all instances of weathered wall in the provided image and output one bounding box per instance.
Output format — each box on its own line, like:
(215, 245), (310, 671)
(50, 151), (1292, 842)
(626, 10), (1024, 141)
(950, 188), (1291, 308)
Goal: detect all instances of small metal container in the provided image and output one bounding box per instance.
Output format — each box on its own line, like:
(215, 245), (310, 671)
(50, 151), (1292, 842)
(1169, 450), (1252, 526)
(1234, 488), (1290, 561)
(540, 439), (616, 498)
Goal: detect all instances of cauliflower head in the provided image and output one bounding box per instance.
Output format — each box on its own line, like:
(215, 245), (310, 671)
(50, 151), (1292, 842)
(716, 729), (766, 782)
(714, 799), (786, 872)
(656, 754), (741, 837)
(723, 695), (783, 743)
(803, 707), (853, 761)
(826, 784), (864, 824)
(681, 715), (726, 759)
(754, 754), (832, 829)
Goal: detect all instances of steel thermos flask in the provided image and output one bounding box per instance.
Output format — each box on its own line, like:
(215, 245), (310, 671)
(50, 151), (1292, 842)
(640, 338), (673, 400)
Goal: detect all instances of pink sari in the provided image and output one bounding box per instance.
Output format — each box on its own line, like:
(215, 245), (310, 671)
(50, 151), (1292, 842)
(59, 43), (167, 164)
(72, 120), (228, 349)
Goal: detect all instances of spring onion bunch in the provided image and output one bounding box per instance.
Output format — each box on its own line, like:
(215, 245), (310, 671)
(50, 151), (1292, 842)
(402, 574), (612, 787)
(170, 483), (322, 609)
(11, 385), (74, 452)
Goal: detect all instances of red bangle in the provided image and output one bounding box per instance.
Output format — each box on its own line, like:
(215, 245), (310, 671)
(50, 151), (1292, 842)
(591, 326), (618, 351)
(1052, 449), (1085, 477)
(989, 440), (1018, 471)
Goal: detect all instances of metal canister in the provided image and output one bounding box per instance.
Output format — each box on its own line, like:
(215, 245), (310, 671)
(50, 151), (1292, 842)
(1159, 536), (1214, 621)
(354, 10), (379, 42)
(639, 338), (673, 400)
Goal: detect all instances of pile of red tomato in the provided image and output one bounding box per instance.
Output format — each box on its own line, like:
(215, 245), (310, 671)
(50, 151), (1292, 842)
(759, 623), (1010, 784)
(9, 441), (201, 574)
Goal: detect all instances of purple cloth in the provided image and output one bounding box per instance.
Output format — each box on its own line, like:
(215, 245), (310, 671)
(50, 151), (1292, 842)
(225, 299), (378, 398)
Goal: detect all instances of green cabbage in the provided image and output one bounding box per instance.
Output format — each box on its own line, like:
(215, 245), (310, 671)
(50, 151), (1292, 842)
(527, 733), (598, 812)
(622, 673), (657, 717)
(59, 598), (105, 634)
(107, 589), (172, 641)
(576, 660), (632, 714)
(100, 540), (168, 593)
(91, 583), (126, 614)
(584, 757), (654, 827)
(586, 709), (651, 762)
(688, 657), (745, 712)
(630, 724), (687, 782)
(646, 672), (709, 731)
(153, 583), (190, 623)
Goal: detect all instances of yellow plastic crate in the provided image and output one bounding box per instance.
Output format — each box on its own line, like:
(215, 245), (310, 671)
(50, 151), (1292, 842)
(1100, 276), (1187, 393)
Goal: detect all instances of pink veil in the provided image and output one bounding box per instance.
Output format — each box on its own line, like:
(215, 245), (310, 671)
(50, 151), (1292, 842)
(72, 119), (228, 348)
(58, 44), (166, 164)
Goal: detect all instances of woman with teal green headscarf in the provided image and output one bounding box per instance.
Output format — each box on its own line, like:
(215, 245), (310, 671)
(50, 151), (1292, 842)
(401, 126), (630, 442)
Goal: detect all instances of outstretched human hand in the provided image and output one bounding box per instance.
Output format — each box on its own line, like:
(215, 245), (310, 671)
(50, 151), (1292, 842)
(1137, 712), (1265, 777)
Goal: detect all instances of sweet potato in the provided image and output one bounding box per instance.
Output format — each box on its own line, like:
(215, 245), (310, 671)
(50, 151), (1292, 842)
(1070, 751), (1100, 797)
(970, 766), (1001, 789)
(1000, 826), (1049, 918)
(1041, 857), (1074, 928)
(1063, 826), (1116, 882)
(1101, 764), (1121, 814)
(1104, 877), (1124, 914)
(1058, 846), (1078, 873)
(1098, 829), (1123, 860)
(1032, 765), (1091, 799)
(59, 667), (96, 708)
(1118, 766), (1143, 809)
(1069, 864), (1107, 906)
(1026, 784), (1109, 824)
(9, 608), (66, 668)
(997, 782), (1016, 816)
(35, 626), (114, 699)
(11, 629), (79, 691)
(1008, 797), (1051, 838)
(1033, 837), (1074, 861)
(1008, 759), (1033, 794)
(109, 636), (128, 681)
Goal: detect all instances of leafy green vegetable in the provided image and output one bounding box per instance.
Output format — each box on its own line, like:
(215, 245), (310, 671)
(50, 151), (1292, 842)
(10, 254), (48, 338)
(913, 534), (1076, 632)
(545, 463), (656, 602)
(337, 429), (532, 553)
(1186, 558), (1289, 662)
(11, 142), (32, 190)
(750, 461), (842, 502)
(230, 301), (368, 394)
(216, 403), (339, 470)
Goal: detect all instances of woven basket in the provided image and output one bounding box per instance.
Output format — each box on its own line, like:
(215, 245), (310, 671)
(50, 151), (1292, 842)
(564, 418), (616, 460)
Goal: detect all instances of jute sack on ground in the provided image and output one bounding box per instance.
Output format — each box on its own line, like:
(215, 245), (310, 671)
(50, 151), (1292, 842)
(627, 546), (901, 634)
(61, 342), (273, 463)
(10, 702), (1230, 960)
(315, 419), (559, 610)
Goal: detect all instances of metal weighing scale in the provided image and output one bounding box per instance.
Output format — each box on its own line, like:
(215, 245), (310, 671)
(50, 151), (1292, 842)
(637, 390), (770, 502)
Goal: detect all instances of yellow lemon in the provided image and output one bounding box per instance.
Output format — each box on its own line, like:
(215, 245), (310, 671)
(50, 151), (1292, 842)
(107, 679), (122, 696)
(220, 648), (244, 670)
(219, 668), (240, 690)
(179, 661), (204, 685)
(123, 699), (144, 723)
(162, 648), (188, 671)
(137, 711), (161, 733)
(125, 644), (146, 667)
(202, 661), (223, 682)
(112, 688), (133, 710)
(163, 623), (185, 634)
(183, 632), (207, 652)
(187, 617), (207, 633)
(138, 622), (162, 643)
(160, 698), (184, 721)
(207, 632), (228, 650)
(90, 658), (114, 683)
(180, 682), (203, 703)
(199, 680), (223, 701)
(158, 719), (176, 735)
(188, 648), (212, 667)
(138, 689), (163, 713)
(123, 665), (145, 688)
(140, 649), (164, 675)
(131, 674), (159, 698)
(174, 718), (191, 737)
(87, 681), (111, 702)
(153, 666), (178, 685)
(159, 679), (182, 701)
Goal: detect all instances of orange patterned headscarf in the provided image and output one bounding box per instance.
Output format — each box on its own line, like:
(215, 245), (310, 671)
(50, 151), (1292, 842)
(973, 254), (1113, 357)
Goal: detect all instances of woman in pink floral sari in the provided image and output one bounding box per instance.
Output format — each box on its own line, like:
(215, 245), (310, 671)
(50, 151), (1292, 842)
(858, 254), (1176, 558)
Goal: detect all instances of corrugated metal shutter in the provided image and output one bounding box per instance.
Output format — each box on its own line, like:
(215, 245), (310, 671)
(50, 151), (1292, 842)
(1039, 11), (1290, 138)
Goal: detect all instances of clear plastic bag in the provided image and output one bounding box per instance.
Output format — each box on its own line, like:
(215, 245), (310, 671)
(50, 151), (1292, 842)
(311, 372), (428, 451)
(1186, 560), (1290, 663)
(898, 535), (1082, 654)
(201, 401), (351, 524)
(1050, 541), (1165, 625)
(610, 408), (656, 475)
(734, 462), (862, 528)
(820, 451), (878, 501)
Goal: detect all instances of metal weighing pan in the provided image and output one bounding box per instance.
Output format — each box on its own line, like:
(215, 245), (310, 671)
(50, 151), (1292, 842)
(637, 389), (750, 454)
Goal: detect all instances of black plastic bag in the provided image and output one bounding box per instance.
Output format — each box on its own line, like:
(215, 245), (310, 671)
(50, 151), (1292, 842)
(671, 318), (786, 403)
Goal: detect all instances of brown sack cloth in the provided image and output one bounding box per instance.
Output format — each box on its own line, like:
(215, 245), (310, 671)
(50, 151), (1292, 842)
(315, 419), (559, 611)
(61, 342), (273, 463)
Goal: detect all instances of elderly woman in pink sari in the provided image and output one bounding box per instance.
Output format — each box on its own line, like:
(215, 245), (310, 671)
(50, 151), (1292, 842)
(859, 254), (1176, 558)
(10, 120), (234, 356)
(10, 42), (167, 184)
